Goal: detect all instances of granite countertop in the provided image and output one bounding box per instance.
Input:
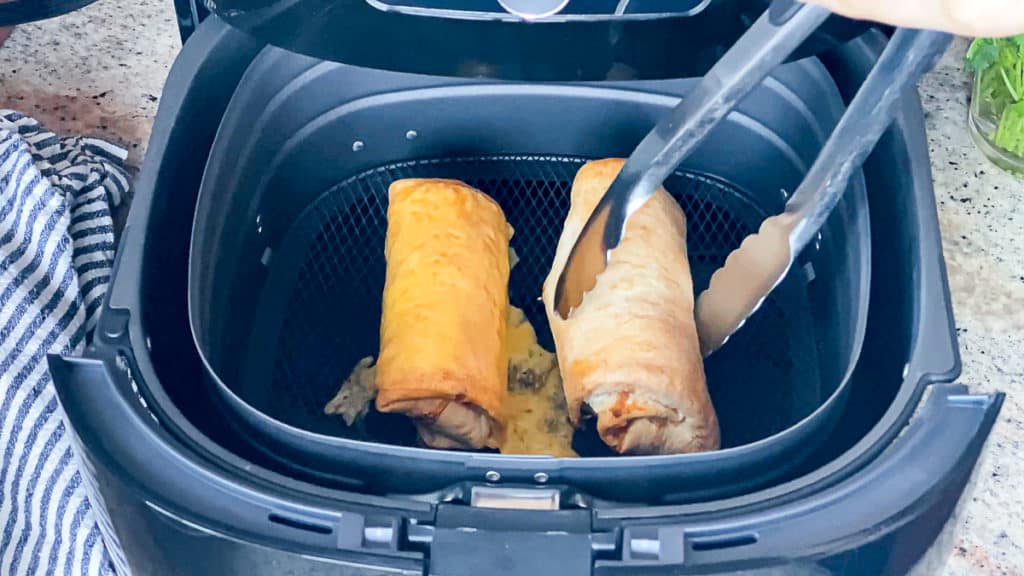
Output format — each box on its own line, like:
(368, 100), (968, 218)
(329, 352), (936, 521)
(1, 1), (1021, 574)
(0, 0), (179, 168)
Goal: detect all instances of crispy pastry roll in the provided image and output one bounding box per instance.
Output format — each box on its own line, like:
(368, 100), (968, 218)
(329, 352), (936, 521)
(542, 159), (720, 455)
(375, 179), (512, 450)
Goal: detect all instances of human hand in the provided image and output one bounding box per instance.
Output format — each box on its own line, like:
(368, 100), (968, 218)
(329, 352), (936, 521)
(802, 0), (1024, 37)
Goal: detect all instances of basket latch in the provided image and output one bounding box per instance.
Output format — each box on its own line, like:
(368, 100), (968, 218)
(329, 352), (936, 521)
(411, 503), (615, 576)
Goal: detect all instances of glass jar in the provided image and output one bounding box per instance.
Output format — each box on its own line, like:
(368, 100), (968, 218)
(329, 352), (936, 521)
(968, 67), (1024, 176)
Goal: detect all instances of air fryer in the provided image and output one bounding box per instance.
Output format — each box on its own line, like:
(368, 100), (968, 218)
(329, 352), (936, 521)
(48, 7), (1004, 576)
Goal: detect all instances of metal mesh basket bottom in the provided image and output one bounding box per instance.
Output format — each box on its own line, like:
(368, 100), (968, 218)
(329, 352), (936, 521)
(240, 156), (821, 453)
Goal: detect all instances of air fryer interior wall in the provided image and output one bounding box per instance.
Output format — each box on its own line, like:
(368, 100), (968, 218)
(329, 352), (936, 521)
(180, 44), (871, 501)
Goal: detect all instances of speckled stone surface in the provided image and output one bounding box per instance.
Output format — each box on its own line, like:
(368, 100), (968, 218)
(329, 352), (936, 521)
(922, 37), (1024, 576)
(0, 5), (1022, 574)
(0, 0), (179, 169)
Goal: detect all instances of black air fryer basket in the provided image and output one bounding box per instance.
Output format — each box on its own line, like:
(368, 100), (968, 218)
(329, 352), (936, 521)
(186, 46), (870, 501)
(48, 18), (1005, 575)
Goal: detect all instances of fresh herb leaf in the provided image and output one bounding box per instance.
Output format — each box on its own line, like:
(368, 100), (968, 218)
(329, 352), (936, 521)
(969, 36), (1024, 158)
(968, 38), (1001, 72)
(995, 101), (1024, 156)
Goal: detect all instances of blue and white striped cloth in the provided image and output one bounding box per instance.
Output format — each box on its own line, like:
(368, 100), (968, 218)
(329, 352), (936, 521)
(0, 110), (128, 576)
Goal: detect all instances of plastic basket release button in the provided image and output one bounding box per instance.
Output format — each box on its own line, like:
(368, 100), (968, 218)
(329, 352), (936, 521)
(429, 505), (595, 576)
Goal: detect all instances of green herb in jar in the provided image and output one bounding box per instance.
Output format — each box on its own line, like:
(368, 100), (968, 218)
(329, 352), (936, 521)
(967, 35), (1024, 156)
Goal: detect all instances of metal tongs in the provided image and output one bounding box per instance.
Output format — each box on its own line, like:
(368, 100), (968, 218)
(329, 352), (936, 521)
(552, 0), (952, 355)
(552, 0), (833, 320)
(694, 27), (952, 356)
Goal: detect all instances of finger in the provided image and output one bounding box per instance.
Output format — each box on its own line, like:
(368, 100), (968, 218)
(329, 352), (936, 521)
(803, 0), (1024, 37)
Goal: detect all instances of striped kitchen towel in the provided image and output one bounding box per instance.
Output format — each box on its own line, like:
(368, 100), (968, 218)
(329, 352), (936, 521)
(0, 110), (128, 576)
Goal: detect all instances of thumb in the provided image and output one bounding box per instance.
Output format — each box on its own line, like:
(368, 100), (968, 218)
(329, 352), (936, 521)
(801, 0), (1024, 37)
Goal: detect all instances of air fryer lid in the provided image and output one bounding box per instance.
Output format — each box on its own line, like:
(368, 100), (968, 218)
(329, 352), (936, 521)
(206, 0), (872, 80)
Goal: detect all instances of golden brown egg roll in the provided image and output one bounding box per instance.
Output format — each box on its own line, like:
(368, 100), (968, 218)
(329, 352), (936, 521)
(542, 159), (720, 455)
(375, 179), (512, 450)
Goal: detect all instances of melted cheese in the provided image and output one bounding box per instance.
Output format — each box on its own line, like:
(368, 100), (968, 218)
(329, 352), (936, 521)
(328, 307), (577, 457)
(502, 306), (578, 458)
